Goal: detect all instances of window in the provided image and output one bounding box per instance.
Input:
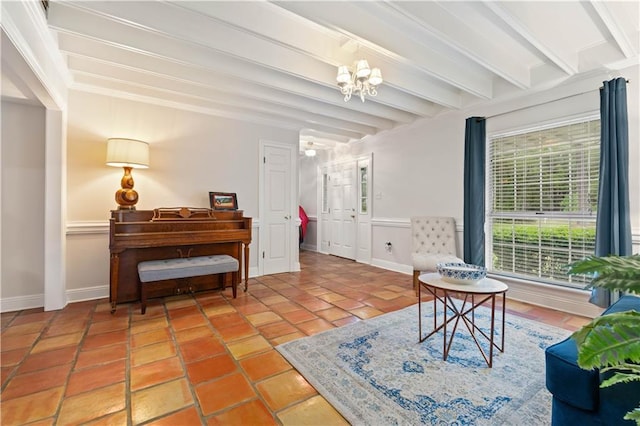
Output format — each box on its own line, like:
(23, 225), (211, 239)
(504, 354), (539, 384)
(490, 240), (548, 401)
(487, 118), (600, 288)
(322, 172), (329, 213)
(359, 165), (368, 213)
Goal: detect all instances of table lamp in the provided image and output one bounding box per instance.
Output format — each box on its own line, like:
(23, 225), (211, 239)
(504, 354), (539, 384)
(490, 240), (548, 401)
(106, 138), (149, 210)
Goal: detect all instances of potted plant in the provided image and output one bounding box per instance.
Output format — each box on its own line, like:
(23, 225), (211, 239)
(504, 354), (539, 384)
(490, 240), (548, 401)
(568, 254), (640, 424)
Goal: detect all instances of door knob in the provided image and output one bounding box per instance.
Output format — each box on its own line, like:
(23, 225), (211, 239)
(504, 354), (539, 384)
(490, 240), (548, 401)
(350, 215), (356, 219)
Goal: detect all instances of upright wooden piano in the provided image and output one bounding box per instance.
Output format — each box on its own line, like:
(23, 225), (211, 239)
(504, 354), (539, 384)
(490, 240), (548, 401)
(109, 207), (252, 312)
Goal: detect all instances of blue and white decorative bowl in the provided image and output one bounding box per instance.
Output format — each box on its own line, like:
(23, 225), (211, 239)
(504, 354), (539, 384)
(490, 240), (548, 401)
(436, 262), (487, 284)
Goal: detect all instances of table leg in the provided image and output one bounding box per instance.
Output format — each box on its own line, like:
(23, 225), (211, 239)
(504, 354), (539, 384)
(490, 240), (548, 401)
(417, 280), (507, 368)
(501, 292), (506, 352)
(418, 285), (451, 343)
(432, 289), (437, 331)
(443, 290), (447, 359)
(418, 278), (422, 341)
(489, 294), (496, 367)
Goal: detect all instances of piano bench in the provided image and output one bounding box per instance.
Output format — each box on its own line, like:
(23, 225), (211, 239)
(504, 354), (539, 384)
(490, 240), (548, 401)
(137, 255), (239, 314)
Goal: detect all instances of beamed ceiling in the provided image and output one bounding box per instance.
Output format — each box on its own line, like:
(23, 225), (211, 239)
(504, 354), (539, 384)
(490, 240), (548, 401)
(6, 1), (640, 148)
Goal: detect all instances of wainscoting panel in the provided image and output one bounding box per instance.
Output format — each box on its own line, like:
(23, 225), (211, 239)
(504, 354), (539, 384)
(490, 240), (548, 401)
(366, 217), (640, 318)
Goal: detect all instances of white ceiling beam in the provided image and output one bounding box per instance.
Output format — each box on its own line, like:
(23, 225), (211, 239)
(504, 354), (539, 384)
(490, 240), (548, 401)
(68, 56), (379, 136)
(72, 73), (366, 141)
(49, 11), (420, 125)
(49, 2), (438, 117)
(300, 129), (352, 145)
(383, 2), (530, 90)
(56, 32), (412, 129)
(273, 1), (493, 99)
(483, 1), (578, 76)
(176, 1), (463, 110)
(65, 52), (392, 132)
(1, 1), (71, 109)
(589, 1), (637, 59)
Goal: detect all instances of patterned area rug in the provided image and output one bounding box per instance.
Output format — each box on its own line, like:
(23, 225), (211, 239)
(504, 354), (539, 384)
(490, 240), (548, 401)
(276, 303), (570, 425)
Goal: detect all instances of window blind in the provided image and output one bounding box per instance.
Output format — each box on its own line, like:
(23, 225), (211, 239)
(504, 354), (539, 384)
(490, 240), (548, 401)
(488, 119), (600, 287)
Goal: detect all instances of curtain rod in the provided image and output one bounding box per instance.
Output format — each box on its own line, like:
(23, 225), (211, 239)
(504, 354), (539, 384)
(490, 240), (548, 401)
(599, 78), (630, 90)
(484, 79), (631, 120)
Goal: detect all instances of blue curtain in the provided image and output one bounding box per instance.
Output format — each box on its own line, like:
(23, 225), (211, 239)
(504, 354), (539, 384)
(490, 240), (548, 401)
(463, 117), (486, 266)
(591, 77), (632, 307)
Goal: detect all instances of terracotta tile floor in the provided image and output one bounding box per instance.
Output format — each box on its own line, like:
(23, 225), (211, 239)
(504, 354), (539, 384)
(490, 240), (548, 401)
(0, 250), (591, 425)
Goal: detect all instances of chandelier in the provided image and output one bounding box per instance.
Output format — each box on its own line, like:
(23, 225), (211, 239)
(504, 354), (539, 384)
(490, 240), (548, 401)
(304, 142), (316, 157)
(336, 60), (383, 102)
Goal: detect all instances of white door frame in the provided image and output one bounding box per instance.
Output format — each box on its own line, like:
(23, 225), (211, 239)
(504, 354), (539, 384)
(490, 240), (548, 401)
(258, 139), (299, 276)
(356, 154), (372, 264)
(316, 153), (372, 263)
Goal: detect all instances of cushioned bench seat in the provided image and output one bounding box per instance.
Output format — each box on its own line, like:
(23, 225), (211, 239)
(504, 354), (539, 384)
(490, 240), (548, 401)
(138, 255), (239, 313)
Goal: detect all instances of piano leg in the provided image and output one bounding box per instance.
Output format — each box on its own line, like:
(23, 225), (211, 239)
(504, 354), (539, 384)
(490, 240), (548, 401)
(110, 253), (120, 313)
(244, 244), (250, 292)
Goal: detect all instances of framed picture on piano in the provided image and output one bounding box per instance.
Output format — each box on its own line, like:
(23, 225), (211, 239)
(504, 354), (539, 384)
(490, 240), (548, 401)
(209, 192), (238, 210)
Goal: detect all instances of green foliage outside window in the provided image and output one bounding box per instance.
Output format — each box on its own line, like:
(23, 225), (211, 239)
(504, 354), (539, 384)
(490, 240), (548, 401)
(492, 222), (596, 285)
(492, 223), (596, 247)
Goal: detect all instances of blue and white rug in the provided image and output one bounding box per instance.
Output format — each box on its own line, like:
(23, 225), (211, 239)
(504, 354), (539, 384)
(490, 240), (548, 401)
(276, 303), (570, 425)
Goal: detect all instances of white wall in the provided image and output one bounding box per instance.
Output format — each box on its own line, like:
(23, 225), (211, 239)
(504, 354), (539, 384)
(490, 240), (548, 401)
(67, 90), (298, 220)
(316, 66), (640, 317)
(298, 153), (319, 250)
(299, 154), (318, 216)
(64, 90), (299, 299)
(1, 101), (46, 303)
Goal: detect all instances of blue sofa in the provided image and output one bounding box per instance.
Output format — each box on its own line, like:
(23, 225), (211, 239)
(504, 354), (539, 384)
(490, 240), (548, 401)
(545, 294), (640, 425)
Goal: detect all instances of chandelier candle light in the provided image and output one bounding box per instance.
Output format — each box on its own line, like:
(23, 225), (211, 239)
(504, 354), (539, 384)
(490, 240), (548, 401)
(106, 138), (149, 210)
(336, 60), (383, 102)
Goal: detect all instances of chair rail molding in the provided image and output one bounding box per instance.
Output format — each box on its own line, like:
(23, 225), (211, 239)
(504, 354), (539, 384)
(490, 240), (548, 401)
(66, 221), (110, 235)
(372, 217), (464, 233)
(66, 219), (262, 235)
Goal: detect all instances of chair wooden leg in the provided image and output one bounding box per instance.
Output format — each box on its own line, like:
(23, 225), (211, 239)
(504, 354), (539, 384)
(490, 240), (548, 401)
(413, 270), (420, 296)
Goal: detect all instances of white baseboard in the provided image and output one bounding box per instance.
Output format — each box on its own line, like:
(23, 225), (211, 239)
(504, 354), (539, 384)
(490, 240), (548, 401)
(495, 276), (603, 318)
(300, 242), (317, 251)
(369, 258), (602, 318)
(0, 294), (45, 313)
(1, 259), (605, 319)
(66, 285), (109, 303)
(371, 258), (413, 275)
(249, 266), (259, 278)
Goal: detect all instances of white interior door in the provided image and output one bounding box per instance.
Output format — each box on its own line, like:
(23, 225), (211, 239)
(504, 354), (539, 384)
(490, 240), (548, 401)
(319, 167), (331, 253)
(356, 156), (372, 263)
(262, 143), (293, 275)
(329, 161), (357, 260)
(316, 155), (372, 262)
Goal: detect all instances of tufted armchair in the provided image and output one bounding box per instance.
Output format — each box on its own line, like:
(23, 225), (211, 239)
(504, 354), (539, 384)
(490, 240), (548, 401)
(411, 217), (463, 294)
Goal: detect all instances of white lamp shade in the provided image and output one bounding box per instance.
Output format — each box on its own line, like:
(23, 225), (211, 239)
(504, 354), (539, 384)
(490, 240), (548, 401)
(336, 66), (351, 84)
(369, 68), (383, 86)
(106, 138), (149, 168)
(355, 59), (371, 79)
(304, 149), (317, 157)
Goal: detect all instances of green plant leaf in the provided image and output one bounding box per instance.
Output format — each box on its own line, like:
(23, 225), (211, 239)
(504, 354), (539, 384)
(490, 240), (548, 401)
(600, 370), (640, 388)
(568, 255), (640, 424)
(623, 407), (640, 425)
(567, 255), (640, 294)
(571, 311), (640, 370)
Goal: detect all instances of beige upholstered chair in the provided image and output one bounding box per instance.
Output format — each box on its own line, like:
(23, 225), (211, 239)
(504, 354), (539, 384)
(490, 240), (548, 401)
(411, 216), (463, 294)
